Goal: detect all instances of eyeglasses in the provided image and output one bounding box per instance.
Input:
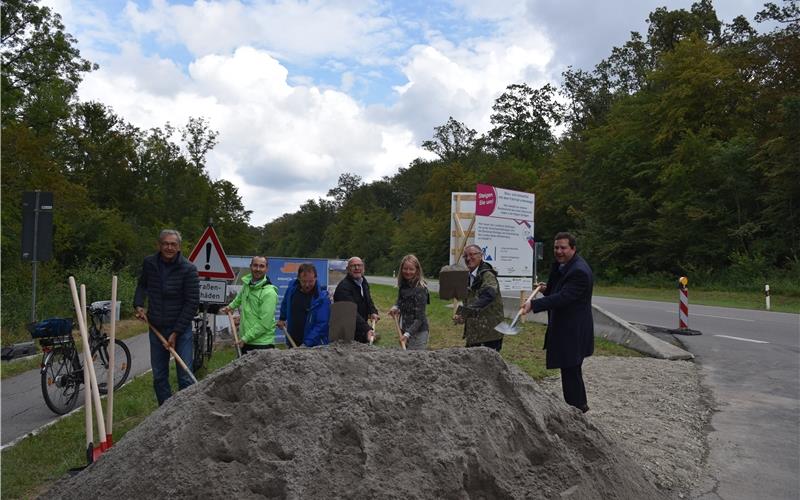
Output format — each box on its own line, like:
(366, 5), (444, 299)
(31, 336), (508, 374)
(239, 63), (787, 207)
(349, 264), (364, 269)
(464, 252), (482, 257)
(160, 241), (179, 248)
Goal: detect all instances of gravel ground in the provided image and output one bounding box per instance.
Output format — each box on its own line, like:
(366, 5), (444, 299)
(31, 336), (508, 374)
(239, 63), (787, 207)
(539, 356), (713, 499)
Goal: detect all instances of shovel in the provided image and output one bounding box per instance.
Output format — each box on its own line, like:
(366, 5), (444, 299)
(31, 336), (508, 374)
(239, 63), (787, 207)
(368, 319), (376, 346)
(494, 284), (544, 335)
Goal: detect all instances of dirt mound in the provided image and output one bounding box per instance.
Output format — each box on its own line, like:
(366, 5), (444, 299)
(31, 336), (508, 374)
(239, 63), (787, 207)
(51, 345), (668, 499)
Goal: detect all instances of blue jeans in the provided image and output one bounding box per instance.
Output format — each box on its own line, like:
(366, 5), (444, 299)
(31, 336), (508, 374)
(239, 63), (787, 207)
(149, 326), (194, 405)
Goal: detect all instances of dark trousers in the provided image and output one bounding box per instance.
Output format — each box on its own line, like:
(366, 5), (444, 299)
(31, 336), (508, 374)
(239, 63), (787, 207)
(466, 338), (503, 352)
(560, 364), (587, 410)
(242, 344), (275, 355)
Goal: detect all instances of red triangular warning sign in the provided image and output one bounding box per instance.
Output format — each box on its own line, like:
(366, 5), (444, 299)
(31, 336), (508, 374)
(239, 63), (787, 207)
(188, 227), (235, 279)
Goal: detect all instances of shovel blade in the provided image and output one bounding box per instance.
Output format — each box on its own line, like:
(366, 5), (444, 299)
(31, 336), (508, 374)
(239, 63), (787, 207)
(494, 321), (520, 335)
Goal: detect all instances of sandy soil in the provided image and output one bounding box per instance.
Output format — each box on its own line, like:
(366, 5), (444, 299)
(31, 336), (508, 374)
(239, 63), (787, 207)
(49, 345), (677, 499)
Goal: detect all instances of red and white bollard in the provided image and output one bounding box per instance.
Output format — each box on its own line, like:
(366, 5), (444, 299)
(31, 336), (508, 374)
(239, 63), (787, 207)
(678, 276), (689, 330)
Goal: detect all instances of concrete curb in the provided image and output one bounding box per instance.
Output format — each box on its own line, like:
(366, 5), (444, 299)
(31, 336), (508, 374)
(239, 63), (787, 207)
(501, 297), (694, 360)
(591, 304), (694, 360)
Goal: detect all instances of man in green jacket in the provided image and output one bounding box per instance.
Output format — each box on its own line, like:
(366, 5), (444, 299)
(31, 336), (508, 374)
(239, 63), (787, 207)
(453, 244), (505, 351)
(221, 256), (278, 353)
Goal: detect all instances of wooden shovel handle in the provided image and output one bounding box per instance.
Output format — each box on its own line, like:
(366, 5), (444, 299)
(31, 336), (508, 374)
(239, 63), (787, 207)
(518, 284), (545, 314)
(391, 316), (407, 350)
(226, 311), (244, 356)
(145, 318), (198, 384)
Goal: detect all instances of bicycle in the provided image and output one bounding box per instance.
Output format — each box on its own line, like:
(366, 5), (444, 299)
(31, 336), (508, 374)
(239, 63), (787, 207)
(31, 304), (132, 415)
(191, 313), (214, 372)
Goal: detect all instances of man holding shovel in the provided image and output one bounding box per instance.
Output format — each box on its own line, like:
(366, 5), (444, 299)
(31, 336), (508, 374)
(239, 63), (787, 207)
(522, 232), (593, 413)
(220, 256), (279, 354)
(453, 245), (505, 351)
(333, 256), (379, 344)
(134, 229), (199, 405)
(277, 263), (330, 347)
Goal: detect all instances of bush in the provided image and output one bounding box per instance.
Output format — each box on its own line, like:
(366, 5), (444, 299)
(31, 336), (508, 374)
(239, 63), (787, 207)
(1, 261), (137, 346)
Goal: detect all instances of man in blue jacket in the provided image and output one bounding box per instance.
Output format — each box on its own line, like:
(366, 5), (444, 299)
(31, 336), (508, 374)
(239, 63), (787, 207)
(277, 263), (330, 347)
(523, 232), (594, 412)
(134, 229), (199, 405)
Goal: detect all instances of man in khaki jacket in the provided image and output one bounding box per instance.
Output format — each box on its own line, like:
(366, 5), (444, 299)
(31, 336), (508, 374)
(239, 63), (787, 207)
(453, 245), (505, 351)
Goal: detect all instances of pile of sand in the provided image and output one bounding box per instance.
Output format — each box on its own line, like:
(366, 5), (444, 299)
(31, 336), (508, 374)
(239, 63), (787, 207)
(52, 345), (668, 499)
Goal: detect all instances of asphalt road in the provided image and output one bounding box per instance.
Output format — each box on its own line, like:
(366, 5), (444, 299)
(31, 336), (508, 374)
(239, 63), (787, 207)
(591, 296), (799, 500)
(1, 333), (152, 448)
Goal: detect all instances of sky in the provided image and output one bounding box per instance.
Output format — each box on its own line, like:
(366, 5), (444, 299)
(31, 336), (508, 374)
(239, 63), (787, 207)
(43, 0), (773, 225)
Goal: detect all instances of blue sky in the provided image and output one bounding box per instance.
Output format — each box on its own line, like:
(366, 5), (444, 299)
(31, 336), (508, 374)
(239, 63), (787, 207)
(44, 0), (774, 224)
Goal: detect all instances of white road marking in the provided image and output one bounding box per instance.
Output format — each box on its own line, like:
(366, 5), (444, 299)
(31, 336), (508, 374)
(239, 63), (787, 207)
(713, 335), (769, 344)
(658, 311), (756, 322)
(694, 313), (755, 322)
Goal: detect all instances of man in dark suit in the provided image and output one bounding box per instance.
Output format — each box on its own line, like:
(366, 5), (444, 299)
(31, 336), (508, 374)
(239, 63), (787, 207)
(522, 232), (593, 412)
(333, 256), (379, 343)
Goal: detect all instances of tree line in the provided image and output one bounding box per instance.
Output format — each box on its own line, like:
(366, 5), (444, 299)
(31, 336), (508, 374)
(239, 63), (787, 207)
(2, 0), (798, 339)
(261, 1), (799, 289)
(1, 0), (258, 336)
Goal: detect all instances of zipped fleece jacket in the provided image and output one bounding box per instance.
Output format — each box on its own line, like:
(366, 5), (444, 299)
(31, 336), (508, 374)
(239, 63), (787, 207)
(279, 278), (330, 347)
(133, 252), (199, 335)
(228, 274), (278, 346)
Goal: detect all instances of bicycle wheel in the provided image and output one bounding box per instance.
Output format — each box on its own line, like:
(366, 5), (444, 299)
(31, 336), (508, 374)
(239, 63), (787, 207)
(205, 326), (214, 361)
(193, 325), (206, 372)
(41, 348), (81, 415)
(92, 338), (132, 393)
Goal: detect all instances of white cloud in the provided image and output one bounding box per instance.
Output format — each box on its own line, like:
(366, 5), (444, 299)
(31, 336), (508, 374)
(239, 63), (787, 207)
(122, 0), (403, 64)
(77, 44), (427, 224)
(65, 0), (561, 224)
(377, 23), (554, 141)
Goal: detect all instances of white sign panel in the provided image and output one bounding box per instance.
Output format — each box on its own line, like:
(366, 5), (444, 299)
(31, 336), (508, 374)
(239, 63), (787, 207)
(199, 280), (227, 304)
(474, 184), (535, 291)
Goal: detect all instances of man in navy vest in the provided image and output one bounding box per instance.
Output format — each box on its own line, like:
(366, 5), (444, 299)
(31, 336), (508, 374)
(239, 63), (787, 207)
(134, 229), (199, 405)
(523, 232), (594, 412)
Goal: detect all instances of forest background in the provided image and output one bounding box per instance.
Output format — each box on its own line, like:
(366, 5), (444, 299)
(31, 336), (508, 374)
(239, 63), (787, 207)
(2, 0), (798, 340)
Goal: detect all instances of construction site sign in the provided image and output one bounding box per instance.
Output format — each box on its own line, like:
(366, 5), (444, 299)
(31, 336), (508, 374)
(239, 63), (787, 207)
(474, 184), (535, 291)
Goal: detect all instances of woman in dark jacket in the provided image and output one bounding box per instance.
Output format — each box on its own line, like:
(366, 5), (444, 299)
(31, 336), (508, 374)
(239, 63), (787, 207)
(388, 254), (429, 350)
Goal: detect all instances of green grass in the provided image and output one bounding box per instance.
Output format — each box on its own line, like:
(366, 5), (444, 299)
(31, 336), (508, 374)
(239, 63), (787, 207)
(1, 347), (236, 499)
(594, 284), (800, 313)
(369, 284), (640, 381)
(1, 320), (149, 380)
(3, 286), (640, 498)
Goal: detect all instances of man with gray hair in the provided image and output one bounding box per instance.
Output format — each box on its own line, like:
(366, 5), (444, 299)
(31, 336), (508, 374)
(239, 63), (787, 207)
(453, 244), (505, 351)
(333, 256), (379, 343)
(134, 229), (199, 405)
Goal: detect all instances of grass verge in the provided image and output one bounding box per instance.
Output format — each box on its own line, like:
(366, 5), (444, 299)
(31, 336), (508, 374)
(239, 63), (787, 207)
(595, 284), (799, 313)
(3, 284), (640, 498)
(369, 284), (641, 381)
